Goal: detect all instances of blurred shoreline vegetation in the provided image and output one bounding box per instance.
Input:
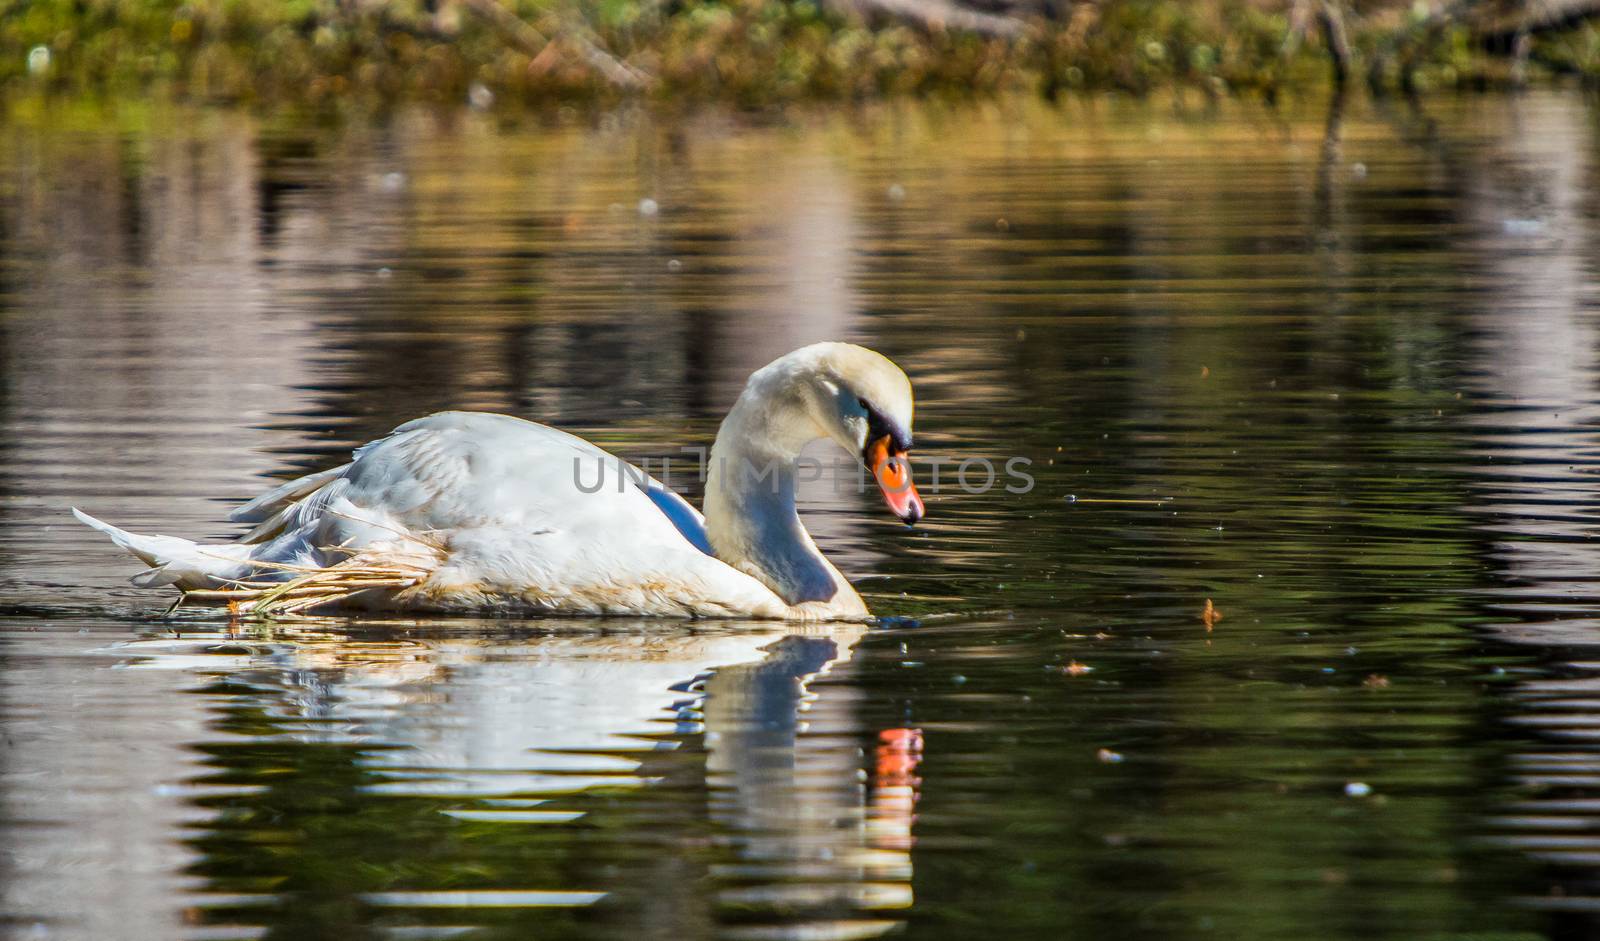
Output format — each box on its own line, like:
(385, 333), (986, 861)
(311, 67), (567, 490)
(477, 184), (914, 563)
(4, 1), (1600, 109)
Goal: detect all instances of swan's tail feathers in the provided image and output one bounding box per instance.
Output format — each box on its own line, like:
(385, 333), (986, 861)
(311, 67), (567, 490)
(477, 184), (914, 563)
(230, 465), (349, 523)
(75, 503), (443, 617)
(230, 465), (352, 543)
(72, 508), (255, 590)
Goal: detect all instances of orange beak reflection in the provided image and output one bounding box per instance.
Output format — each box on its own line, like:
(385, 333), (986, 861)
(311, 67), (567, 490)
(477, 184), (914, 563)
(868, 435), (924, 526)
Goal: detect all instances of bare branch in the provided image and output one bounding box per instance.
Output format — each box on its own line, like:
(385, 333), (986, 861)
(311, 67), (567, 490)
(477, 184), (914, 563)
(456, 0), (653, 91)
(1319, 1), (1352, 85)
(831, 0), (1029, 39)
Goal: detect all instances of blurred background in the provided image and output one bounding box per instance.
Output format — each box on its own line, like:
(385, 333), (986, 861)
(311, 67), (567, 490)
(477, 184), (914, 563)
(7, 0), (1600, 105)
(7, 3), (1600, 941)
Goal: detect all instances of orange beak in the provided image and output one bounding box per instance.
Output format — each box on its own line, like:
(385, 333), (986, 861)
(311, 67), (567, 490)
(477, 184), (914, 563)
(868, 435), (924, 526)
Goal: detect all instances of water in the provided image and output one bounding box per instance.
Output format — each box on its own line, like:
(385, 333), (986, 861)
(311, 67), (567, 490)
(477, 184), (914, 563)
(1, 90), (1597, 939)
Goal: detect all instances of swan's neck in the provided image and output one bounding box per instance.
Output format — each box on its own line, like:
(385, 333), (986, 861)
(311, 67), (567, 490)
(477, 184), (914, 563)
(704, 392), (859, 611)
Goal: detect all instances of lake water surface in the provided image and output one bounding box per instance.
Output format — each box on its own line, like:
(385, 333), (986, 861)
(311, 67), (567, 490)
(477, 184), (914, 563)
(2, 91), (1598, 940)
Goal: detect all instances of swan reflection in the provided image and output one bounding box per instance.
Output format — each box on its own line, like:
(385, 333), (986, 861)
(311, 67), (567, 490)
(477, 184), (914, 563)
(115, 621), (918, 938)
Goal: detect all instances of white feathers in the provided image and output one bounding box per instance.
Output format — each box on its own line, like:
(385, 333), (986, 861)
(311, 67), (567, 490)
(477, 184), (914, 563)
(71, 508), (254, 589)
(73, 344), (915, 620)
(230, 464), (348, 525)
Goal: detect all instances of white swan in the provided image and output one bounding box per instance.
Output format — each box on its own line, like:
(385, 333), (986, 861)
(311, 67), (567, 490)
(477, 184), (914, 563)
(73, 342), (925, 620)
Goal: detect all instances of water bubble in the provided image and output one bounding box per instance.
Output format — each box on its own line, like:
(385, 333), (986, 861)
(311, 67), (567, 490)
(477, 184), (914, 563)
(666, 259), (682, 272)
(468, 82), (495, 110)
(376, 267), (392, 279)
(1344, 781), (1372, 798)
(638, 198), (660, 217)
(886, 184), (906, 201)
(26, 46), (49, 77)
(381, 172), (405, 192)
(1350, 162), (1368, 179)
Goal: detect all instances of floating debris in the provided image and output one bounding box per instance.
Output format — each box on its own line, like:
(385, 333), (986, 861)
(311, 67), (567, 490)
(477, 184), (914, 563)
(1344, 781), (1372, 798)
(1202, 598), (1222, 631)
(1058, 660), (1093, 676)
(1363, 674), (1390, 689)
(1096, 748), (1124, 764)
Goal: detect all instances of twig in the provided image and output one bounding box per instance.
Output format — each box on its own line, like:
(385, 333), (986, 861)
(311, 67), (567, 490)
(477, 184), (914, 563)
(1320, 1), (1353, 85)
(457, 0), (653, 90)
(1283, 0), (1351, 86)
(832, 0), (1028, 39)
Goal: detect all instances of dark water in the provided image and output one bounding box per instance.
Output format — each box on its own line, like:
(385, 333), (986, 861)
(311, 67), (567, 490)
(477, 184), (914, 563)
(1, 90), (1598, 940)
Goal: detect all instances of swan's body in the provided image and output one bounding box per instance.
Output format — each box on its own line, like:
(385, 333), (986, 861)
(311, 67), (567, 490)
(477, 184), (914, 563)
(74, 343), (924, 620)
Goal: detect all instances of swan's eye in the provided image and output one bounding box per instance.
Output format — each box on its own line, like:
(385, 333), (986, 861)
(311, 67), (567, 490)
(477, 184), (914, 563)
(857, 396), (869, 410)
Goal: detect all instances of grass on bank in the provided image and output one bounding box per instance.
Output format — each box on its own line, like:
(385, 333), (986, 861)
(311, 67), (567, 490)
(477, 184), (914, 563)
(1, 0), (1597, 108)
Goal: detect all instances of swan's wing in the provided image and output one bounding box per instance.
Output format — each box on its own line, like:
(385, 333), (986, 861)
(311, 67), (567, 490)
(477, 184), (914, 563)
(334, 412), (693, 542)
(81, 411), (778, 612)
(244, 412), (723, 573)
(326, 413), (787, 614)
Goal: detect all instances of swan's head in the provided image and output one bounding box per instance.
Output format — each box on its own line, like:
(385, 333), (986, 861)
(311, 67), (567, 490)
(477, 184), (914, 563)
(786, 342), (924, 526)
